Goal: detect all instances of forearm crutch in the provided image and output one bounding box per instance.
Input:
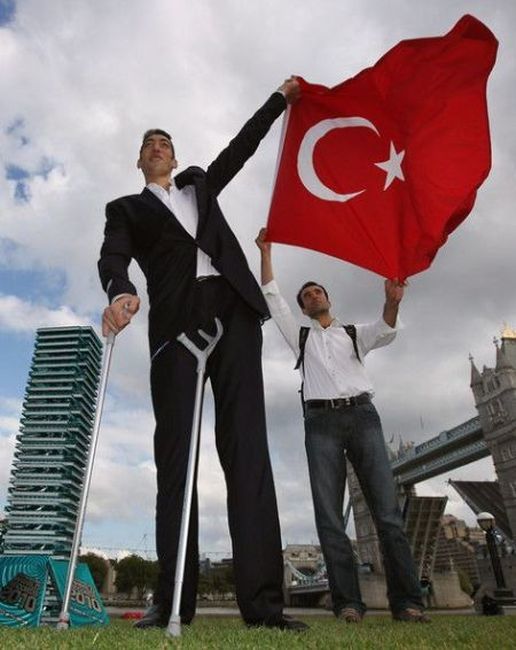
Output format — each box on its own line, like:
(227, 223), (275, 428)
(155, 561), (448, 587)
(57, 331), (116, 630)
(167, 318), (223, 638)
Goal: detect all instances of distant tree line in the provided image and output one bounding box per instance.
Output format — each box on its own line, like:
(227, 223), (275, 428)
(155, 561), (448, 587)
(79, 553), (236, 598)
(199, 564), (235, 596)
(79, 553), (157, 599)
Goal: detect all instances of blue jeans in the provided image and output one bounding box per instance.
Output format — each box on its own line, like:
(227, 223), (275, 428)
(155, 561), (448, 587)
(304, 401), (423, 615)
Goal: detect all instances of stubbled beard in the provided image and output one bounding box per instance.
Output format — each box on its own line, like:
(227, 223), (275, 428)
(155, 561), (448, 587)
(307, 306), (329, 318)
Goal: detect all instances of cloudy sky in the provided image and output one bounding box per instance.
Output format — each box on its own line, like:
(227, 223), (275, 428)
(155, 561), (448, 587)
(1, 0), (514, 559)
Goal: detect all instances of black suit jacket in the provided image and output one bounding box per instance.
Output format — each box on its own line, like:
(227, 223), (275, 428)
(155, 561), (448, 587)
(98, 92), (286, 356)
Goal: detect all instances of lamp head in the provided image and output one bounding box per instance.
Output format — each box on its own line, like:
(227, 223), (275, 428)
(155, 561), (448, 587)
(477, 511), (495, 532)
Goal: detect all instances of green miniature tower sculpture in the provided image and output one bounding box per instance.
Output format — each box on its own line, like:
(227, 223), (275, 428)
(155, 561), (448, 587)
(0, 326), (108, 627)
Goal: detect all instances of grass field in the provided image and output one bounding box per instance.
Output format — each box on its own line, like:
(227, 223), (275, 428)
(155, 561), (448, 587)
(1, 615), (516, 649)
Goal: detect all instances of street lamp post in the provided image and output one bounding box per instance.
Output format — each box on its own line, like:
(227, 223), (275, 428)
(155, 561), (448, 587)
(477, 512), (516, 613)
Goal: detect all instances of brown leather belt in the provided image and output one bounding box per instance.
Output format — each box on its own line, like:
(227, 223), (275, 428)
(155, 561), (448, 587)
(305, 393), (371, 410)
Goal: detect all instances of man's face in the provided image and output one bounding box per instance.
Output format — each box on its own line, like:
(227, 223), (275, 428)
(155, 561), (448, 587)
(137, 134), (177, 179)
(300, 284), (331, 318)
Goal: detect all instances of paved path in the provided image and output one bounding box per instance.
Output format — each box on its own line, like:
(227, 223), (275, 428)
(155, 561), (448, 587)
(106, 606), (476, 618)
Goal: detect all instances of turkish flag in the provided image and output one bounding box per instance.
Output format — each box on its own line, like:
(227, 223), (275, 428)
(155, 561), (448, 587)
(267, 15), (498, 280)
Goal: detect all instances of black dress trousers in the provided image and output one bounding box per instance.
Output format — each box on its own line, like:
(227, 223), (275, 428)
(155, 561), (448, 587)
(150, 277), (284, 623)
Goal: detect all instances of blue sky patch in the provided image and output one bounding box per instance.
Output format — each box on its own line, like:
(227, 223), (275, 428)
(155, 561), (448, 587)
(5, 165), (30, 203)
(0, 331), (32, 399)
(5, 158), (59, 202)
(5, 164), (30, 202)
(0, 263), (68, 400)
(6, 118), (29, 146)
(13, 181), (29, 202)
(0, 267), (67, 306)
(0, 0), (15, 27)
(5, 164), (29, 181)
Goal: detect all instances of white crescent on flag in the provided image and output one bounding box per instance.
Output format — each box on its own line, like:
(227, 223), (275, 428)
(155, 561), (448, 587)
(296, 117), (405, 201)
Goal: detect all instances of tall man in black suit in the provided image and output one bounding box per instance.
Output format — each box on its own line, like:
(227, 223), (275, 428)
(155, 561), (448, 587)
(98, 78), (306, 631)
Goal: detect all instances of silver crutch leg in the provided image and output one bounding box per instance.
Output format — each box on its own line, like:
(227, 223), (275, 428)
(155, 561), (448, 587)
(166, 318), (223, 638)
(56, 331), (116, 630)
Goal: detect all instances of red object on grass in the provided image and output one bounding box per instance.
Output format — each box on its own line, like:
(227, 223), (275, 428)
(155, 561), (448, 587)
(121, 610), (144, 620)
(267, 15), (498, 280)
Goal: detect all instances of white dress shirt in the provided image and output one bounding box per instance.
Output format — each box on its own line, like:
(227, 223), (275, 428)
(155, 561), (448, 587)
(262, 280), (399, 400)
(147, 181), (220, 278)
(110, 179), (220, 303)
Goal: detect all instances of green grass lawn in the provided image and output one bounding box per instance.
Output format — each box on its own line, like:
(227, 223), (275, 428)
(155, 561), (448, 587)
(1, 615), (516, 649)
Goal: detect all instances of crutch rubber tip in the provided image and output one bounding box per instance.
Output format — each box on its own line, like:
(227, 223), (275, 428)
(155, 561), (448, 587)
(166, 615), (182, 637)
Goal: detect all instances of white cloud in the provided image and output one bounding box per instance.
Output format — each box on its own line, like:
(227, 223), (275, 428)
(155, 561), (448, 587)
(0, 294), (91, 332)
(0, 0), (515, 555)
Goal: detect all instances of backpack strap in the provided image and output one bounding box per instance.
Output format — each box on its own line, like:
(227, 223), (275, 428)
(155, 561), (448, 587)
(295, 323), (361, 414)
(294, 326), (310, 370)
(344, 324), (361, 363)
(295, 324), (360, 370)
(295, 326), (310, 414)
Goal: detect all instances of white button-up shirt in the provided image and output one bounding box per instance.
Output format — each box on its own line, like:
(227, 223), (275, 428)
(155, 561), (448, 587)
(262, 280), (399, 400)
(147, 181), (220, 278)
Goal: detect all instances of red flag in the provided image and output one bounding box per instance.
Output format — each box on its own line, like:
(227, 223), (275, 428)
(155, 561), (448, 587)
(267, 15), (498, 280)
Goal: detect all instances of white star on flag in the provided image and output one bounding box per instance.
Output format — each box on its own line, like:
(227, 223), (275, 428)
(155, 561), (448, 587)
(375, 142), (405, 190)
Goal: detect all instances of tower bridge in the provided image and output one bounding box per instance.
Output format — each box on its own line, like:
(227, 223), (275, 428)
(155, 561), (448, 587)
(284, 559), (328, 602)
(390, 416), (488, 486)
(350, 327), (516, 579)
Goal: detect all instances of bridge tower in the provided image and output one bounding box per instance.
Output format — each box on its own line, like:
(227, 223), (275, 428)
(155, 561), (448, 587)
(347, 462), (384, 572)
(470, 326), (516, 538)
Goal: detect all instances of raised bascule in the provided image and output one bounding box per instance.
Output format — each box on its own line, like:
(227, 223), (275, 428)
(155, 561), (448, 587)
(0, 327), (108, 627)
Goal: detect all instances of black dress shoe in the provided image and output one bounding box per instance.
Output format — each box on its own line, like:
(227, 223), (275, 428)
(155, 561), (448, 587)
(133, 604), (170, 629)
(248, 615), (309, 632)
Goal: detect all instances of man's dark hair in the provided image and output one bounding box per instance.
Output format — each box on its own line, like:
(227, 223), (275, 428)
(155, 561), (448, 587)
(296, 281), (329, 309)
(140, 129), (175, 157)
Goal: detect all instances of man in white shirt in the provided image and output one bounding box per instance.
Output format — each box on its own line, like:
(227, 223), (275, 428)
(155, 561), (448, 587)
(256, 228), (428, 623)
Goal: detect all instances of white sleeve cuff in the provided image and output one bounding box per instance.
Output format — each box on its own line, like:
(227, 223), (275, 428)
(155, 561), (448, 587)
(261, 279), (280, 295)
(111, 293), (133, 305)
(378, 315), (403, 333)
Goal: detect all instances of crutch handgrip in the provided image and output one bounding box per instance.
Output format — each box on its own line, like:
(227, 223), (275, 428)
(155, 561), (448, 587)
(176, 318), (223, 369)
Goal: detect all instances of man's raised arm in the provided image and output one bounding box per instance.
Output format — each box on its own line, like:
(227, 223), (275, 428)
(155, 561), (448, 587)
(383, 279), (405, 328)
(255, 227), (300, 358)
(255, 227), (274, 285)
(206, 77), (300, 197)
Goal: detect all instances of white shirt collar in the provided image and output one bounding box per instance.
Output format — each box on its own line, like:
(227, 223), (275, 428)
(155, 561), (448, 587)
(146, 179), (176, 195)
(310, 316), (342, 330)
